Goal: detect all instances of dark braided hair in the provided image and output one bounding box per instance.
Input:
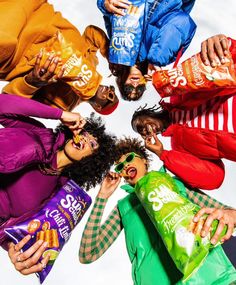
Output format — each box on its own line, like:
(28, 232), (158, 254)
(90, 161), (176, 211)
(115, 137), (150, 165)
(131, 104), (170, 131)
(55, 113), (117, 191)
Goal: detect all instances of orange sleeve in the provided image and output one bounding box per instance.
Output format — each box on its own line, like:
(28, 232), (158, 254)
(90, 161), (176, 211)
(2, 76), (39, 98)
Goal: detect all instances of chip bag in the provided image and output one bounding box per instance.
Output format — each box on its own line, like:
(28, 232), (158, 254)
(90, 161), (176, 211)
(109, 0), (145, 66)
(40, 31), (102, 100)
(5, 180), (92, 283)
(152, 47), (236, 98)
(134, 170), (227, 280)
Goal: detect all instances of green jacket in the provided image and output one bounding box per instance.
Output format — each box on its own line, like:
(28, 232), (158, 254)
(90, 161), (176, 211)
(117, 182), (236, 285)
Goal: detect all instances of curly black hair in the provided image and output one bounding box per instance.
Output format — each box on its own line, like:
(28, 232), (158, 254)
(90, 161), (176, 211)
(131, 104), (170, 131)
(55, 113), (117, 191)
(115, 137), (150, 165)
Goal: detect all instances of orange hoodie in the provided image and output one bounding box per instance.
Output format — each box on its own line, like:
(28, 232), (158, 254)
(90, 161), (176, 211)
(1, 0), (109, 110)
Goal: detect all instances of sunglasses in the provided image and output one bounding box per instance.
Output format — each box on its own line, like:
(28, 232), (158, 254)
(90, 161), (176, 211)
(74, 131), (98, 150)
(123, 84), (146, 100)
(115, 152), (140, 173)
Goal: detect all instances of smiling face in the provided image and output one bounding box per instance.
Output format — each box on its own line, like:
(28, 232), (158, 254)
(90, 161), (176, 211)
(125, 66), (145, 87)
(116, 152), (147, 185)
(132, 115), (164, 137)
(64, 131), (99, 162)
(124, 66), (146, 101)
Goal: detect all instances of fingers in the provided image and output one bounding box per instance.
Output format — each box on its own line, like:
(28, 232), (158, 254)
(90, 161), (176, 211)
(13, 235), (31, 253)
(109, 171), (121, 181)
(105, 0), (131, 15)
(70, 117), (86, 130)
(200, 40), (210, 66)
(194, 208), (234, 244)
(200, 35), (230, 67)
(221, 222), (234, 242)
(206, 38), (217, 67)
(193, 207), (214, 222)
(40, 55), (61, 81)
(16, 240), (46, 263)
(35, 52), (43, 72)
(210, 218), (225, 245)
(14, 241), (48, 273)
(20, 253), (50, 275)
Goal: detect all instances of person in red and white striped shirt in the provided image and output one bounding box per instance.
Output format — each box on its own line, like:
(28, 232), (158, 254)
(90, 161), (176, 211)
(131, 34), (236, 190)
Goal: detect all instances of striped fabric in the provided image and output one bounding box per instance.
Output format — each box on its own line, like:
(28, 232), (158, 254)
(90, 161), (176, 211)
(79, 188), (233, 263)
(171, 96), (236, 133)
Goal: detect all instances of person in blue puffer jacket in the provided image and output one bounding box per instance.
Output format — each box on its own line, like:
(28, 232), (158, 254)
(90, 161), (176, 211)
(97, 0), (196, 101)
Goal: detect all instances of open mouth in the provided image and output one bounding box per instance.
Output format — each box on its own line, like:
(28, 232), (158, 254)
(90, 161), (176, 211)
(126, 167), (137, 179)
(72, 141), (84, 150)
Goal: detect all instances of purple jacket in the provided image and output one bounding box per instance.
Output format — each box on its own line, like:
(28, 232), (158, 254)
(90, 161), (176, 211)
(0, 94), (67, 249)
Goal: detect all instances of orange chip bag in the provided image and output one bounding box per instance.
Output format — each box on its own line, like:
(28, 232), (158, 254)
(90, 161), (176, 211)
(153, 51), (236, 98)
(40, 31), (102, 100)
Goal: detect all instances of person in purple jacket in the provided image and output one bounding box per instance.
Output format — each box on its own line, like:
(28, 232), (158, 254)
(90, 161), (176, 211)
(0, 94), (116, 273)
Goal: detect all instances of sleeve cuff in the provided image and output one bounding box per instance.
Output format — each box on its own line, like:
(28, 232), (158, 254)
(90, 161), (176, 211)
(3, 76), (39, 97)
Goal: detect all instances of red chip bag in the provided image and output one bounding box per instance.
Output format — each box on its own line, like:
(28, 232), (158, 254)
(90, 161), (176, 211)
(153, 48), (236, 98)
(40, 31), (102, 100)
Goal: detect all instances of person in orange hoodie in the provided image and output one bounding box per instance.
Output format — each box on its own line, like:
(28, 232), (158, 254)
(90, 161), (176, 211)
(0, 0), (119, 115)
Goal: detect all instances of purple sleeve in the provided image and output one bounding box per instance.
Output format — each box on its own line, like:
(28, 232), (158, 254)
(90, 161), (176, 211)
(0, 94), (63, 120)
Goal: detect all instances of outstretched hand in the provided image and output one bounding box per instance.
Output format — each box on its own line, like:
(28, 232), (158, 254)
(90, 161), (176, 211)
(98, 172), (121, 199)
(8, 235), (50, 275)
(200, 34), (230, 67)
(144, 133), (164, 158)
(25, 52), (64, 88)
(104, 0), (131, 16)
(193, 208), (236, 244)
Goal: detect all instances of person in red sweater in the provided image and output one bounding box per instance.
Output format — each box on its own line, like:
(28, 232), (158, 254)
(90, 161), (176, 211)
(131, 34), (236, 190)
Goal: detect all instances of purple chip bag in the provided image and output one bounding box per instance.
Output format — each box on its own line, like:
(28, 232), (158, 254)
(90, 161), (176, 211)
(4, 180), (92, 283)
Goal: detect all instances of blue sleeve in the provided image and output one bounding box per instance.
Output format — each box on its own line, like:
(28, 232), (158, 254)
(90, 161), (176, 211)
(97, 0), (109, 15)
(97, 0), (112, 38)
(147, 11), (196, 66)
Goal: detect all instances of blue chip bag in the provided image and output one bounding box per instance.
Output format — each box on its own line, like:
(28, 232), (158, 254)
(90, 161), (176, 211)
(109, 0), (145, 66)
(5, 180), (92, 283)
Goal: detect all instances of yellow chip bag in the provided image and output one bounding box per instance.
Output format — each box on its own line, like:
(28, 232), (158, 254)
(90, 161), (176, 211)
(40, 31), (102, 100)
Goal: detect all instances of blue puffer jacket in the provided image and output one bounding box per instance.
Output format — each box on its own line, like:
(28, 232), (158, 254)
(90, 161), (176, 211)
(97, 0), (196, 66)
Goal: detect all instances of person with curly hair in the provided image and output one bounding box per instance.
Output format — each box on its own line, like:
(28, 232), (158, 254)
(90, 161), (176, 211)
(0, 93), (116, 274)
(130, 34), (236, 190)
(79, 137), (236, 285)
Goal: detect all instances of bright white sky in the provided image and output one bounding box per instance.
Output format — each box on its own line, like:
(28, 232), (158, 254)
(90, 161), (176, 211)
(1, 1), (236, 284)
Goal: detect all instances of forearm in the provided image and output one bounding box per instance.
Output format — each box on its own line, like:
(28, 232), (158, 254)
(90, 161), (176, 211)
(186, 188), (226, 209)
(79, 197), (122, 263)
(2, 76), (39, 98)
(0, 94), (62, 120)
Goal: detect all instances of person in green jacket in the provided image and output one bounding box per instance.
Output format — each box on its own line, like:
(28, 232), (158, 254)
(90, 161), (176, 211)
(79, 137), (236, 284)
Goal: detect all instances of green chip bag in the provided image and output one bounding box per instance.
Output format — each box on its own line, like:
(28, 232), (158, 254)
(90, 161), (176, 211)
(134, 170), (227, 280)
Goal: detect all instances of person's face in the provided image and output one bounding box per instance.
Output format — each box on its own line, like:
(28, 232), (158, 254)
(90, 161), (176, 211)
(124, 66), (146, 100)
(64, 131), (99, 161)
(91, 85), (118, 112)
(125, 66), (145, 87)
(132, 115), (164, 137)
(115, 152), (147, 185)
